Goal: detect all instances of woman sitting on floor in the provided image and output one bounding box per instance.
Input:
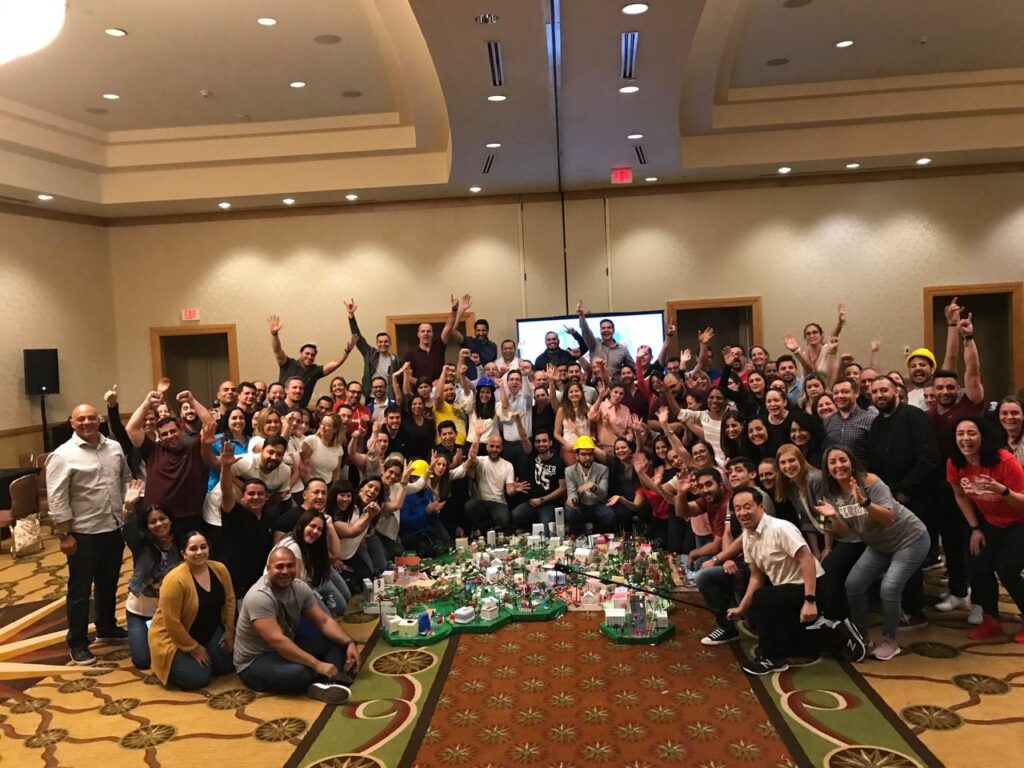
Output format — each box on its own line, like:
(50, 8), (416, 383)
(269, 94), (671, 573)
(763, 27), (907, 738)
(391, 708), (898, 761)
(147, 531), (235, 690)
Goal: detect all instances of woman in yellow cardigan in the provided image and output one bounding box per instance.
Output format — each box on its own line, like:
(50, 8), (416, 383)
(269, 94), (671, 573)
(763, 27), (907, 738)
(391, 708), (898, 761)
(148, 531), (236, 689)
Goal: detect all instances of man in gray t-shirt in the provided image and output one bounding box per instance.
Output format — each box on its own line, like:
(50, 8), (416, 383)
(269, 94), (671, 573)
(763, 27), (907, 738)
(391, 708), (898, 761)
(234, 547), (361, 703)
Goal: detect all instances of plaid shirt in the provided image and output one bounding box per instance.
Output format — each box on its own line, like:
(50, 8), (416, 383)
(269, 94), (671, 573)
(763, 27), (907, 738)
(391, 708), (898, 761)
(825, 407), (877, 465)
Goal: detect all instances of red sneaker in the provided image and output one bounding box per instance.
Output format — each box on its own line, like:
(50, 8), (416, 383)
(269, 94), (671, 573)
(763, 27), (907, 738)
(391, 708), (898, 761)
(1013, 627), (1024, 645)
(967, 614), (1003, 641)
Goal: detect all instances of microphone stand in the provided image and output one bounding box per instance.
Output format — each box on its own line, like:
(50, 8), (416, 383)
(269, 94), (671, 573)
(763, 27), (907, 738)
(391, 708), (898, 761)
(552, 561), (715, 614)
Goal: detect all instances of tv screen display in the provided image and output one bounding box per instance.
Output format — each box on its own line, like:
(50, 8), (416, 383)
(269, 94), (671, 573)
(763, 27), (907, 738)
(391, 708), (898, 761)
(516, 310), (665, 366)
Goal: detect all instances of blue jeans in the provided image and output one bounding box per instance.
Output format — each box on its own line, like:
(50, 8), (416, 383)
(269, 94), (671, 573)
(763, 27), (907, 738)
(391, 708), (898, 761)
(126, 611), (151, 669)
(316, 571), (351, 617)
(168, 626), (234, 690)
(238, 627), (352, 694)
(694, 565), (745, 629)
(510, 502), (557, 532)
(845, 532), (930, 640)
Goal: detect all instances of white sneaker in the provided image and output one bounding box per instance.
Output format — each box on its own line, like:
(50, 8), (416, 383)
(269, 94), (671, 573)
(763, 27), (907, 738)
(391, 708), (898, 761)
(967, 605), (984, 626)
(935, 593), (970, 612)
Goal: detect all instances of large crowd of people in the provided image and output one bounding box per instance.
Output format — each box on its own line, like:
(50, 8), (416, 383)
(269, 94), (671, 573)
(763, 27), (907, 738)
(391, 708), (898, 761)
(44, 293), (1024, 696)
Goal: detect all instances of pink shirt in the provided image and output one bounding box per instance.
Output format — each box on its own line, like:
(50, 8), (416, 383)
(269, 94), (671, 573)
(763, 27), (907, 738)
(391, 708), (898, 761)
(596, 401), (630, 449)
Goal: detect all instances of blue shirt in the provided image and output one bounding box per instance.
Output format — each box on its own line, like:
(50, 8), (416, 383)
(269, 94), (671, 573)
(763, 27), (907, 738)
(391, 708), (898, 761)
(460, 337), (498, 379)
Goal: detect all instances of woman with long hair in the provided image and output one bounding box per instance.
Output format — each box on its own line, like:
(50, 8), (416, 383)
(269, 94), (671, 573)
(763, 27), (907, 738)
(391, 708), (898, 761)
(947, 416), (1024, 642)
(248, 407), (292, 455)
(554, 381), (592, 465)
(817, 444), (930, 660)
(720, 412), (745, 462)
(789, 410), (827, 468)
(461, 375), (499, 444)
(357, 477), (394, 573)
(329, 376), (347, 409)
(399, 394), (435, 460)
(124, 484), (181, 670)
(277, 508), (350, 616)
(739, 416), (775, 462)
(300, 411), (344, 483)
(800, 373), (828, 413)
(764, 389), (793, 449)
(330, 480), (381, 583)
(998, 396), (1024, 467)
(208, 407), (248, 491)
(774, 444), (830, 558)
(812, 393), (838, 420)
(372, 458), (414, 560)
(147, 531), (235, 690)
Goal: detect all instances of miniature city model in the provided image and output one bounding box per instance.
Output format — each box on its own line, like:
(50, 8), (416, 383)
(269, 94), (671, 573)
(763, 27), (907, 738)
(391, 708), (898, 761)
(370, 529), (680, 647)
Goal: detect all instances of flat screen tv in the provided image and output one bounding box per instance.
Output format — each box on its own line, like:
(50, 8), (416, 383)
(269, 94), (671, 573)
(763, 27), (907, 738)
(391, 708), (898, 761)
(516, 310), (665, 366)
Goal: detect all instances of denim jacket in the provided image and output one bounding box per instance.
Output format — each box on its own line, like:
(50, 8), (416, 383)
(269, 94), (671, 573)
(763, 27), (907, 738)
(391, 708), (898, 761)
(123, 515), (181, 597)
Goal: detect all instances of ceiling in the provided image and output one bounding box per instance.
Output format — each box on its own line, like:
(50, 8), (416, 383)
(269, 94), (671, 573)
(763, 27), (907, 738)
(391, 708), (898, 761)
(1, 0), (1024, 219)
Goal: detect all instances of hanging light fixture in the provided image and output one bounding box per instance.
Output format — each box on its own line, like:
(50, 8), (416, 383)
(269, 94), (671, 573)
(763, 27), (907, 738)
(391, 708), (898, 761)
(0, 1), (67, 67)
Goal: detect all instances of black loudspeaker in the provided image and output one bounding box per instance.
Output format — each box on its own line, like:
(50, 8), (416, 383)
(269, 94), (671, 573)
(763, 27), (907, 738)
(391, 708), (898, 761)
(24, 349), (60, 395)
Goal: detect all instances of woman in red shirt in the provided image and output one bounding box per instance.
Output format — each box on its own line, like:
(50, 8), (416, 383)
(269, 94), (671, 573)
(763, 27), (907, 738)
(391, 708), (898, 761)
(947, 417), (1024, 643)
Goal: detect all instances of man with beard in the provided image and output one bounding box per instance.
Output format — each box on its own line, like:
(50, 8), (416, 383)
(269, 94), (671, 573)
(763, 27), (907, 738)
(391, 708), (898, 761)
(127, 389), (216, 537)
(775, 354), (804, 406)
(618, 361), (649, 420)
(266, 382), (285, 408)
(452, 316), (498, 380)
(238, 382), (259, 419)
(204, 437), (290, 554)
(234, 547), (361, 702)
(464, 426), (526, 533)
(675, 468), (732, 569)
(179, 400), (202, 442)
(534, 331), (576, 370)
(510, 431), (566, 533)
(218, 450), (279, 598)
(866, 376), (941, 627)
(564, 436), (615, 533)
(433, 366), (468, 444)
(268, 314), (356, 408)
(559, 360), (598, 406)
(345, 298), (398, 397)
(253, 380), (268, 408)
(926, 309), (986, 621)
(273, 377), (306, 416)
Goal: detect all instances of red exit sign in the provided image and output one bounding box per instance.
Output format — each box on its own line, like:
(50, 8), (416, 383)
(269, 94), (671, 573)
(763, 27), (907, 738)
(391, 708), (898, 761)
(181, 308), (200, 322)
(611, 167), (633, 184)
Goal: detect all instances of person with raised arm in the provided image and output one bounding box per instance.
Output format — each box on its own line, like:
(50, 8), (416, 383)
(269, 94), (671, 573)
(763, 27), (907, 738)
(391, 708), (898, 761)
(401, 294), (466, 382)
(268, 314), (357, 408)
(344, 298), (398, 396)
(575, 299), (635, 378)
(127, 386), (216, 538)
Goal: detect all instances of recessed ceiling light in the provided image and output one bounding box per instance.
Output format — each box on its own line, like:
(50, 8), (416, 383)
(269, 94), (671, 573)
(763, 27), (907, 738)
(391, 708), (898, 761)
(777, 166), (792, 174)
(619, 85), (639, 94)
(835, 40), (854, 48)
(345, 194), (359, 201)
(644, 177), (658, 182)
(622, 3), (650, 15)
(290, 81), (306, 89)
(102, 93), (120, 100)
(627, 133), (644, 140)
(37, 194), (53, 201)
(218, 202), (231, 210)
(282, 198), (295, 205)
(487, 94), (506, 102)
(486, 142), (502, 148)
(257, 18), (277, 26)
(845, 163), (861, 169)
(104, 28), (127, 38)
(469, 187), (482, 193)
(915, 157), (931, 166)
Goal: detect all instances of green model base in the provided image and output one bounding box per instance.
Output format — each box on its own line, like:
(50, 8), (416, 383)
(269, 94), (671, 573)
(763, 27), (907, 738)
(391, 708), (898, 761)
(381, 598), (568, 646)
(598, 622), (676, 645)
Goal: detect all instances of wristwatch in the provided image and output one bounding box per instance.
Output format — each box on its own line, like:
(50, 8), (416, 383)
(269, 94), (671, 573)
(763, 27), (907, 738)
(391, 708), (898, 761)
(803, 595), (817, 604)
(57, 531), (71, 541)
(711, 555), (719, 565)
(859, 497), (871, 508)
(1001, 487), (1011, 497)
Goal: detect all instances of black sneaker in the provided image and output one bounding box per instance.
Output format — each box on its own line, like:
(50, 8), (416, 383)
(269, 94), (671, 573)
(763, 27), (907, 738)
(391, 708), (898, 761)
(741, 656), (789, 676)
(69, 647), (97, 666)
(838, 618), (867, 662)
(701, 626), (740, 646)
(307, 681), (351, 705)
(94, 626), (129, 644)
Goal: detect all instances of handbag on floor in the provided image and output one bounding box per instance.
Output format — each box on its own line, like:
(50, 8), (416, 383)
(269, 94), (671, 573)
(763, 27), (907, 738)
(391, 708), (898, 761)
(12, 513), (44, 558)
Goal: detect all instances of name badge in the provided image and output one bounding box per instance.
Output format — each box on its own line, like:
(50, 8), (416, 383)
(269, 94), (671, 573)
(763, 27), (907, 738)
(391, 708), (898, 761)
(836, 503), (864, 520)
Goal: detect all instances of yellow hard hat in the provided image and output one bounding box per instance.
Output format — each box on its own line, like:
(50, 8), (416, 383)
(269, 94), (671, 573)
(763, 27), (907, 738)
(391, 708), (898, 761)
(573, 435), (596, 451)
(408, 459), (430, 477)
(905, 348), (936, 368)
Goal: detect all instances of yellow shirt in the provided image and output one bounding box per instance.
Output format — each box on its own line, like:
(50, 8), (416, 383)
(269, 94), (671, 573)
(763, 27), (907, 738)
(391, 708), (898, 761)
(433, 401), (467, 445)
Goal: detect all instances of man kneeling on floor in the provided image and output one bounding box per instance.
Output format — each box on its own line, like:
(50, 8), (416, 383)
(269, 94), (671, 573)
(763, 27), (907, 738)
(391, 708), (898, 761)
(234, 547), (361, 702)
(726, 486), (865, 675)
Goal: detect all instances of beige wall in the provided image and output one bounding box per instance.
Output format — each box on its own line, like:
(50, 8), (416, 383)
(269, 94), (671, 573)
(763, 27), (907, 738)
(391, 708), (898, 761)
(4, 170), (1024, 464)
(0, 212), (115, 464)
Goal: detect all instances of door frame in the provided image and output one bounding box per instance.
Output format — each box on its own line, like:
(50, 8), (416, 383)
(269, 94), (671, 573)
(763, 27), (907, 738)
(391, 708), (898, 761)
(386, 313), (476, 347)
(665, 296), (763, 354)
(150, 324), (240, 388)
(923, 282), (1024, 388)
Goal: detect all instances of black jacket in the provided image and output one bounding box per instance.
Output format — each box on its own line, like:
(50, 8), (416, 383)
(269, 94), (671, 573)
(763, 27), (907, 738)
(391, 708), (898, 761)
(866, 404), (941, 498)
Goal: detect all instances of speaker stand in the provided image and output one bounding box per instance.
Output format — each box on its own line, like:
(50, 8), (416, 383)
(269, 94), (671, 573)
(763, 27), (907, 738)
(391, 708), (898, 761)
(39, 394), (51, 452)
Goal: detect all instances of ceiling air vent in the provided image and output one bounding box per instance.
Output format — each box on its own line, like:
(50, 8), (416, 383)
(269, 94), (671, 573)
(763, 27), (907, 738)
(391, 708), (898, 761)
(621, 31), (639, 79)
(482, 154), (495, 174)
(486, 41), (504, 87)
(634, 145), (647, 165)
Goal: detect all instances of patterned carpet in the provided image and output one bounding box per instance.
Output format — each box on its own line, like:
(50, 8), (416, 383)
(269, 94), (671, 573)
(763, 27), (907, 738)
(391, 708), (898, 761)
(1, 536), (1020, 767)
